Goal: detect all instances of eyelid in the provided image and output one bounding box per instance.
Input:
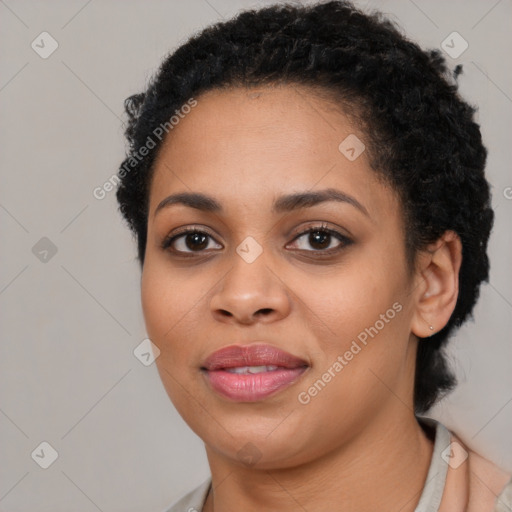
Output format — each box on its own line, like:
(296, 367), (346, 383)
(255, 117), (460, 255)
(161, 222), (353, 254)
(287, 222), (353, 253)
(161, 224), (221, 251)
(289, 221), (353, 243)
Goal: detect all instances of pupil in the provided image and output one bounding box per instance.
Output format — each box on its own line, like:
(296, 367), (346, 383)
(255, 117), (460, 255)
(310, 231), (329, 249)
(186, 232), (208, 251)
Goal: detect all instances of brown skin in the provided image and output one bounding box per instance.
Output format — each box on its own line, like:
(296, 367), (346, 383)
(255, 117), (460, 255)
(141, 85), (462, 511)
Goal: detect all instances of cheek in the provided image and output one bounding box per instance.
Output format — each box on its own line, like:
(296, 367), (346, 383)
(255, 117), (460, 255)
(140, 261), (199, 358)
(297, 253), (410, 392)
(303, 261), (403, 343)
(141, 264), (171, 341)
(140, 262), (207, 413)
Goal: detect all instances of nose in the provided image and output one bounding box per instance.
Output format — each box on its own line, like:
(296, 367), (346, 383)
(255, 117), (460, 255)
(209, 250), (292, 325)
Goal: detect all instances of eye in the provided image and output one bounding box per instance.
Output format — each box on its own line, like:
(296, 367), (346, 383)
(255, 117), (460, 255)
(287, 222), (352, 254)
(161, 222), (352, 257)
(161, 227), (222, 254)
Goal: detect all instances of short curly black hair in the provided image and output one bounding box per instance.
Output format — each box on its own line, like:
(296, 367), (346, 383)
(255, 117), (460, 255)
(116, 0), (494, 414)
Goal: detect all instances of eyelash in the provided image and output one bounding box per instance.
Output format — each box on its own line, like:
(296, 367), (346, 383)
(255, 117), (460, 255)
(161, 222), (353, 257)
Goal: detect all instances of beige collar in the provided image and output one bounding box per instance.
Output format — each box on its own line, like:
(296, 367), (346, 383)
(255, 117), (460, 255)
(437, 431), (511, 512)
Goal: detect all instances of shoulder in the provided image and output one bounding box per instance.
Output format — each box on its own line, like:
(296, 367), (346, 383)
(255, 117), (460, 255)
(161, 478), (211, 512)
(452, 432), (512, 512)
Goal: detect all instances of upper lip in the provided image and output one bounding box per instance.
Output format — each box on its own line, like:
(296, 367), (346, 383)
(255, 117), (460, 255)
(202, 343), (309, 371)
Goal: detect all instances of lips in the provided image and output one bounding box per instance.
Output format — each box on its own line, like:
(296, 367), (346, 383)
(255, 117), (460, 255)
(201, 344), (309, 402)
(202, 344), (308, 371)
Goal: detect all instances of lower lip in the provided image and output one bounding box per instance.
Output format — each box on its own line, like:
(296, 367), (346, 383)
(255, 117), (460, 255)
(203, 367), (307, 402)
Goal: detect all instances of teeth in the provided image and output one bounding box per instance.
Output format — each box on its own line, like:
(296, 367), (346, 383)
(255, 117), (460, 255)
(225, 365), (279, 374)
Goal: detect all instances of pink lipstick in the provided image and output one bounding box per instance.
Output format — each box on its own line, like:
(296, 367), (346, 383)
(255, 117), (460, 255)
(201, 344), (309, 401)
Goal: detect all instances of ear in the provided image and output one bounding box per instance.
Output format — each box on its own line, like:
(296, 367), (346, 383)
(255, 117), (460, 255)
(410, 230), (462, 338)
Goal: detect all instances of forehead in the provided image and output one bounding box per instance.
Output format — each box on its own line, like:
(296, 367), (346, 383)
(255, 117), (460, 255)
(149, 85), (400, 222)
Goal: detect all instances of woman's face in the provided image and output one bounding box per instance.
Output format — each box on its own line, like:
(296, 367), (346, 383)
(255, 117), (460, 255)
(141, 85), (423, 468)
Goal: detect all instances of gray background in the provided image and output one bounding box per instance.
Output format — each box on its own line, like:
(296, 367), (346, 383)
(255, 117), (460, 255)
(1, 1), (511, 510)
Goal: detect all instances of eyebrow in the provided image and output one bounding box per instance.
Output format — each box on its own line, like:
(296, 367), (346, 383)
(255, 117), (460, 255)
(154, 188), (369, 218)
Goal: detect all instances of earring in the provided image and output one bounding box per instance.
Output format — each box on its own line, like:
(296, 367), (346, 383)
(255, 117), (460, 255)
(429, 325), (434, 331)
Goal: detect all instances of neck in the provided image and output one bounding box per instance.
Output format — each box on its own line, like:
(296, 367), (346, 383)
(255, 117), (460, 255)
(203, 408), (434, 512)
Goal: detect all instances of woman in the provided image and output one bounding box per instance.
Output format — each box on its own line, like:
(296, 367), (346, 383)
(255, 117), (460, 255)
(115, 1), (511, 510)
